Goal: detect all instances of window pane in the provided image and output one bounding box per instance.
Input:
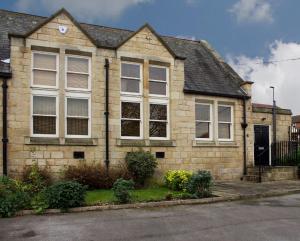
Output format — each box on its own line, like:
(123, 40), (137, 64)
(121, 78), (140, 93)
(67, 118), (88, 135)
(121, 120), (140, 137)
(33, 116), (56, 134)
(68, 57), (89, 73)
(150, 104), (167, 120)
(218, 123), (231, 139)
(121, 102), (140, 119)
(33, 53), (56, 70)
(195, 104), (210, 121)
(33, 96), (56, 115)
(33, 70), (56, 86)
(67, 98), (88, 117)
(150, 121), (167, 137)
(196, 122), (210, 139)
(218, 106), (231, 122)
(67, 73), (89, 89)
(149, 67), (166, 81)
(149, 81), (166, 95)
(121, 63), (140, 78)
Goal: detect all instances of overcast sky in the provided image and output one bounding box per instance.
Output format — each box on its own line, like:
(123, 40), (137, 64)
(1, 0), (299, 114)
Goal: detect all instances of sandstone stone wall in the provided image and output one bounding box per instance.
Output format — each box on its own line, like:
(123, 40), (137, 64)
(4, 12), (291, 181)
(252, 109), (292, 141)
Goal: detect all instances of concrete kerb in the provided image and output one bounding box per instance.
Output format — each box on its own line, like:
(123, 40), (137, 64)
(15, 188), (300, 217)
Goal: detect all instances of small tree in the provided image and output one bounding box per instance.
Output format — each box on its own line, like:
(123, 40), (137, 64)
(187, 170), (213, 198)
(125, 150), (157, 186)
(112, 179), (135, 204)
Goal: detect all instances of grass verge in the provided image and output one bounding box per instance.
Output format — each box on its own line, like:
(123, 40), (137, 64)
(85, 186), (184, 205)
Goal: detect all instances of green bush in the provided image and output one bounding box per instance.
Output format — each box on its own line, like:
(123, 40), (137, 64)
(187, 170), (213, 198)
(125, 150), (157, 186)
(45, 181), (86, 211)
(112, 178), (134, 204)
(64, 162), (131, 189)
(22, 163), (52, 194)
(30, 192), (49, 215)
(0, 176), (30, 218)
(164, 170), (192, 191)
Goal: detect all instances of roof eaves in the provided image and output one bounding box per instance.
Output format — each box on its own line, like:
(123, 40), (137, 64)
(116, 23), (186, 60)
(0, 72), (12, 78)
(183, 89), (250, 100)
(240, 81), (254, 86)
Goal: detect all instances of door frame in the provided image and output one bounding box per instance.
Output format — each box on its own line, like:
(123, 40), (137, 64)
(254, 124), (272, 166)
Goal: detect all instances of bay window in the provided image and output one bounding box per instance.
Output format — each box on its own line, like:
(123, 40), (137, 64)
(31, 51), (93, 139)
(195, 103), (212, 140)
(218, 105), (233, 141)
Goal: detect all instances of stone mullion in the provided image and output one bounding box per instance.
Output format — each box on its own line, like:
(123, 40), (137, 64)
(214, 99), (218, 144)
(59, 48), (65, 140)
(143, 60), (149, 140)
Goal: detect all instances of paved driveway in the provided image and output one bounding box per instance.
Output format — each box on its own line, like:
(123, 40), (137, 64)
(1, 194), (300, 241)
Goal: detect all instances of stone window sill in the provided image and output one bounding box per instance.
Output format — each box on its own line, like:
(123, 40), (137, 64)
(116, 139), (176, 147)
(192, 140), (239, 148)
(25, 137), (98, 146)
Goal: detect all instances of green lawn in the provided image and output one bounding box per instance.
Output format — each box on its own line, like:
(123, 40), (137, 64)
(85, 187), (184, 205)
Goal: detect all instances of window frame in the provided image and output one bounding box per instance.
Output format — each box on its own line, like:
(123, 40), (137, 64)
(195, 102), (213, 141)
(120, 96), (143, 140)
(65, 92), (91, 138)
(31, 51), (59, 89)
(218, 104), (234, 142)
(65, 55), (91, 91)
(149, 65), (169, 98)
(149, 98), (169, 140)
(31, 90), (59, 138)
(120, 61), (143, 96)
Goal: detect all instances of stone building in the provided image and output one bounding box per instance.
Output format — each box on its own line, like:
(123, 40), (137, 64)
(0, 8), (293, 180)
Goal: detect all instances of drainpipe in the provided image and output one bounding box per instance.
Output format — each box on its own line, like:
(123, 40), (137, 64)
(104, 59), (110, 173)
(242, 97), (248, 176)
(2, 78), (8, 176)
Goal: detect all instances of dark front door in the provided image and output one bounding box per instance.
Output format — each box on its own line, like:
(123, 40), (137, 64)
(254, 125), (270, 166)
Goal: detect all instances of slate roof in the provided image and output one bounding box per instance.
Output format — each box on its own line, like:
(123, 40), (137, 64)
(292, 115), (300, 123)
(0, 8), (248, 98)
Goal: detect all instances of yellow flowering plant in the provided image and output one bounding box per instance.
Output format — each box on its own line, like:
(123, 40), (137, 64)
(164, 170), (192, 191)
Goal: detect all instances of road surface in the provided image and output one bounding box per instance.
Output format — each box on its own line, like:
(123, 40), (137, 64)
(1, 194), (300, 241)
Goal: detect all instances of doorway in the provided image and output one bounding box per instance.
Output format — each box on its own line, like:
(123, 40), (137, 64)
(254, 125), (270, 166)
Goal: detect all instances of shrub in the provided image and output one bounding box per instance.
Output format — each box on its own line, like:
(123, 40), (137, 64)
(112, 178), (134, 204)
(164, 170), (192, 191)
(187, 170), (213, 198)
(64, 163), (131, 189)
(31, 192), (49, 215)
(22, 163), (52, 194)
(45, 181), (86, 211)
(125, 150), (157, 186)
(0, 176), (30, 218)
